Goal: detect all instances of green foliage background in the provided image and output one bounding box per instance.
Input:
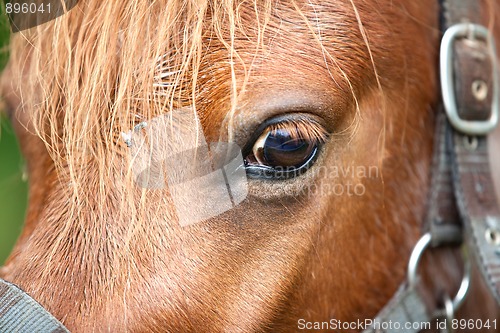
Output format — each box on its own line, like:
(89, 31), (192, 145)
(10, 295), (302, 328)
(0, 10), (26, 265)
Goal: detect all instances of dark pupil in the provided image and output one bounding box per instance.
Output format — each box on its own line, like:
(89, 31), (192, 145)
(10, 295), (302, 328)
(263, 129), (314, 168)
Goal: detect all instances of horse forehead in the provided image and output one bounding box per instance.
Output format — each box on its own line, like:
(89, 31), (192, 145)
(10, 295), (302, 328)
(196, 0), (432, 87)
(193, 1), (429, 136)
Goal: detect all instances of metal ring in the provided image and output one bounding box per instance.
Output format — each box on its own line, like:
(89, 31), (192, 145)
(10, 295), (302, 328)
(453, 244), (471, 310)
(408, 233), (432, 287)
(444, 294), (455, 333)
(407, 233), (471, 311)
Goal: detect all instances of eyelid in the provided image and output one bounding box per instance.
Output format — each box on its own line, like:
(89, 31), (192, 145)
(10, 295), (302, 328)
(241, 113), (328, 156)
(265, 119), (328, 143)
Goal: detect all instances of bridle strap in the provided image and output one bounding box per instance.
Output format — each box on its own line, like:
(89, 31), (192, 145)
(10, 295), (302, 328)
(426, 112), (462, 247)
(362, 284), (430, 333)
(440, 0), (480, 28)
(365, 0), (500, 331)
(429, 0), (492, 248)
(442, 0), (500, 304)
(0, 279), (69, 333)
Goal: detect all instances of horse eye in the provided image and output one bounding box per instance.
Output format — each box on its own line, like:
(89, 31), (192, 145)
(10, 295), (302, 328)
(244, 117), (327, 180)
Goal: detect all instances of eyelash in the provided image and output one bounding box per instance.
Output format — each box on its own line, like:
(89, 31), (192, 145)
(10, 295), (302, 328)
(264, 119), (328, 143)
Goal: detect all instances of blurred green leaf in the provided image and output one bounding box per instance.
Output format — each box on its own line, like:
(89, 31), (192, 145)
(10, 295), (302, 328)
(0, 116), (27, 265)
(0, 7), (22, 266)
(0, 2), (10, 69)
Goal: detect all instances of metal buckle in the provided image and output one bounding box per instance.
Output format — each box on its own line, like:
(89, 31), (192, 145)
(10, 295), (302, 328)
(440, 23), (499, 135)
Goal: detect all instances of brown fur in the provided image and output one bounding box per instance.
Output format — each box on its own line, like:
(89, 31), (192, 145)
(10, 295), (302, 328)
(0, 0), (499, 332)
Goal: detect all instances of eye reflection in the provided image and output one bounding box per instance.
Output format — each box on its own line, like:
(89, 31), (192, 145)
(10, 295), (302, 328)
(244, 116), (327, 180)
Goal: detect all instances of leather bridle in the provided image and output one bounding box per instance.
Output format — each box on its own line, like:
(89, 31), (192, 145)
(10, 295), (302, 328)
(363, 0), (500, 332)
(0, 0), (499, 332)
